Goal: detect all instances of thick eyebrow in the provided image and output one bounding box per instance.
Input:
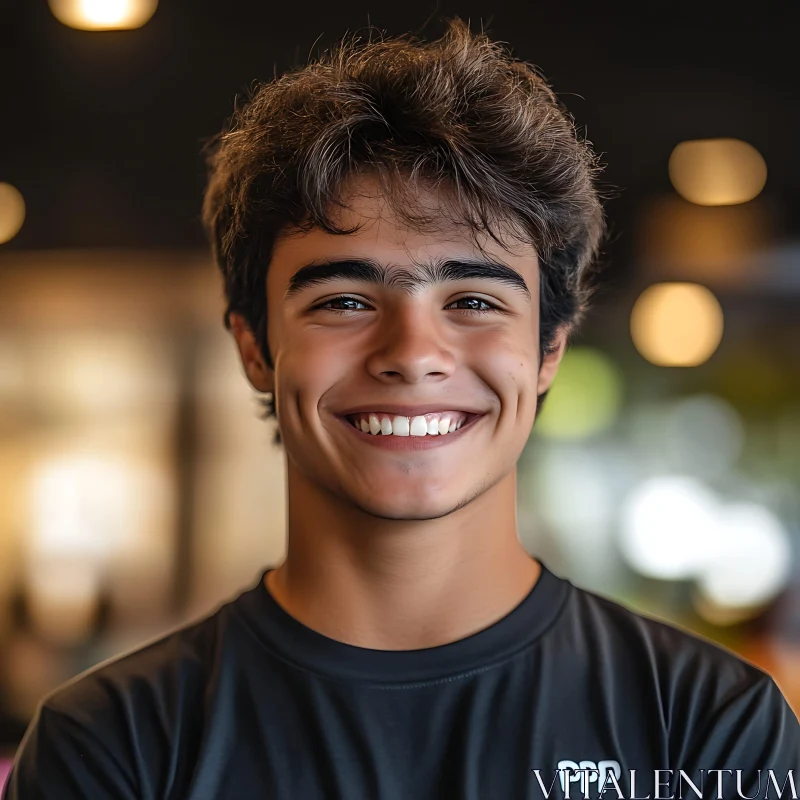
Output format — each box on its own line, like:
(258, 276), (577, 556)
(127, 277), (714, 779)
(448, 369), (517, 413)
(284, 257), (532, 301)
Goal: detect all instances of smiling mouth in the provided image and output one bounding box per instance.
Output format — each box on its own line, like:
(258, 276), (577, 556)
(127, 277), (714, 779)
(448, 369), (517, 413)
(342, 411), (483, 439)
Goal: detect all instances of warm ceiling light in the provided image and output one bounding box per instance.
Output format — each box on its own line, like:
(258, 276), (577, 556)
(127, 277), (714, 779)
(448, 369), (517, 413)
(48, 0), (158, 30)
(0, 182), (25, 244)
(631, 282), (724, 367)
(668, 138), (767, 206)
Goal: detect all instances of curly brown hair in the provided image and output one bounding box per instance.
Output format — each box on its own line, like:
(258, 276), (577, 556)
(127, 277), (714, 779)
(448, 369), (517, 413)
(202, 18), (606, 432)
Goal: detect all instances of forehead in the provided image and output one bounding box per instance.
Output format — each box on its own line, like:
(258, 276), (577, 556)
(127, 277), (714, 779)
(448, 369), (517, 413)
(268, 174), (539, 286)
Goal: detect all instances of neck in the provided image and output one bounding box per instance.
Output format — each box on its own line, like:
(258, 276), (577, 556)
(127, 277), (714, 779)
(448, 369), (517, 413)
(266, 464), (540, 650)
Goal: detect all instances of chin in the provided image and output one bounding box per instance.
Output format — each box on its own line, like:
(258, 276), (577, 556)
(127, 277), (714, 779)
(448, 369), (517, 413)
(351, 490), (469, 521)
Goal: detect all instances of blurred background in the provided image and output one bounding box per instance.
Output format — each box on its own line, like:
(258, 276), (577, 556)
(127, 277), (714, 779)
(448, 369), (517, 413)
(1, 0), (800, 777)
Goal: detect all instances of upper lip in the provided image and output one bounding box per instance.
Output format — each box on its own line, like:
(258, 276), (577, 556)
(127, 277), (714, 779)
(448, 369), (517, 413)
(336, 404), (486, 417)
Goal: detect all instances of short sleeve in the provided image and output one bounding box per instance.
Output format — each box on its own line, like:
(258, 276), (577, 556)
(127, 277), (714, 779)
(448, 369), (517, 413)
(674, 675), (800, 798)
(2, 703), (139, 800)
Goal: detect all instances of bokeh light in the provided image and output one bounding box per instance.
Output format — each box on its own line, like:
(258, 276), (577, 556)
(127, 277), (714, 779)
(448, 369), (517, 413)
(619, 476), (721, 580)
(663, 394), (745, 477)
(30, 454), (139, 561)
(669, 138), (767, 206)
(26, 445), (177, 625)
(696, 503), (791, 611)
(621, 476), (793, 622)
(631, 282), (724, 367)
(48, 0), (158, 31)
(536, 347), (624, 439)
(0, 183), (25, 244)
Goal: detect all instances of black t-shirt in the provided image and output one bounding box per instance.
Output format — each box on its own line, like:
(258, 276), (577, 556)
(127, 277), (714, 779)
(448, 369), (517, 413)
(4, 561), (799, 799)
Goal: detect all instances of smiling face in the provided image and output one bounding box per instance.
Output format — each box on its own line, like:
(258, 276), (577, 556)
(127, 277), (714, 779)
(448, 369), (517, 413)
(230, 176), (568, 521)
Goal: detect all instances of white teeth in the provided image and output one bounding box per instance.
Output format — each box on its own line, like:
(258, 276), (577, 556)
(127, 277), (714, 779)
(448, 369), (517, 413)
(350, 411), (473, 437)
(409, 416), (428, 436)
(392, 415), (410, 436)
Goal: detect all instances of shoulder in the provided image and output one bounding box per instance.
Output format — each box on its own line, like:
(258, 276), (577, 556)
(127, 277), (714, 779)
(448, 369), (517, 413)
(42, 570), (270, 726)
(560, 581), (768, 690)
(5, 581), (262, 798)
(43, 612), (216, 727)
(555, 578), (799, 763)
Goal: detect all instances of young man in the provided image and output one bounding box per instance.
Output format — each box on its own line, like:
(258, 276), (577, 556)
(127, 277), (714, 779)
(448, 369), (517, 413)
(5, 19), (799, 799)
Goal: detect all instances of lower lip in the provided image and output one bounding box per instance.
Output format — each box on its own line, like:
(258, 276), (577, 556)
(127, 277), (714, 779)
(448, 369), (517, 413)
(336, 414), (484, 450)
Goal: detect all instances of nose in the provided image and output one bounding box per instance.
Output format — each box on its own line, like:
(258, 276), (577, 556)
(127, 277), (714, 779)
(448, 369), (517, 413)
(365, 301), (456, 385)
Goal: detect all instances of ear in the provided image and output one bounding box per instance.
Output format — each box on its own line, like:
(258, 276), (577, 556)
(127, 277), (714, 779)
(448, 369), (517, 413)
(229, 312), (274, 393)
(537, 325), (569, 396)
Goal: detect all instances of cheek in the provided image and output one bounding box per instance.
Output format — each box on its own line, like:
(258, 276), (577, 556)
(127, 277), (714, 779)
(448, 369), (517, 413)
(279, 342), (328, 391)
(275, 329), (352, 413)
(469, 331), (538, 398)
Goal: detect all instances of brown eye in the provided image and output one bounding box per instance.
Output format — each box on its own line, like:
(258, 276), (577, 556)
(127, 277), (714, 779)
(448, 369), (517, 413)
(325, 298), (363, 310)
(312, 296), (371, 313)
(447, 297), (498, 313)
